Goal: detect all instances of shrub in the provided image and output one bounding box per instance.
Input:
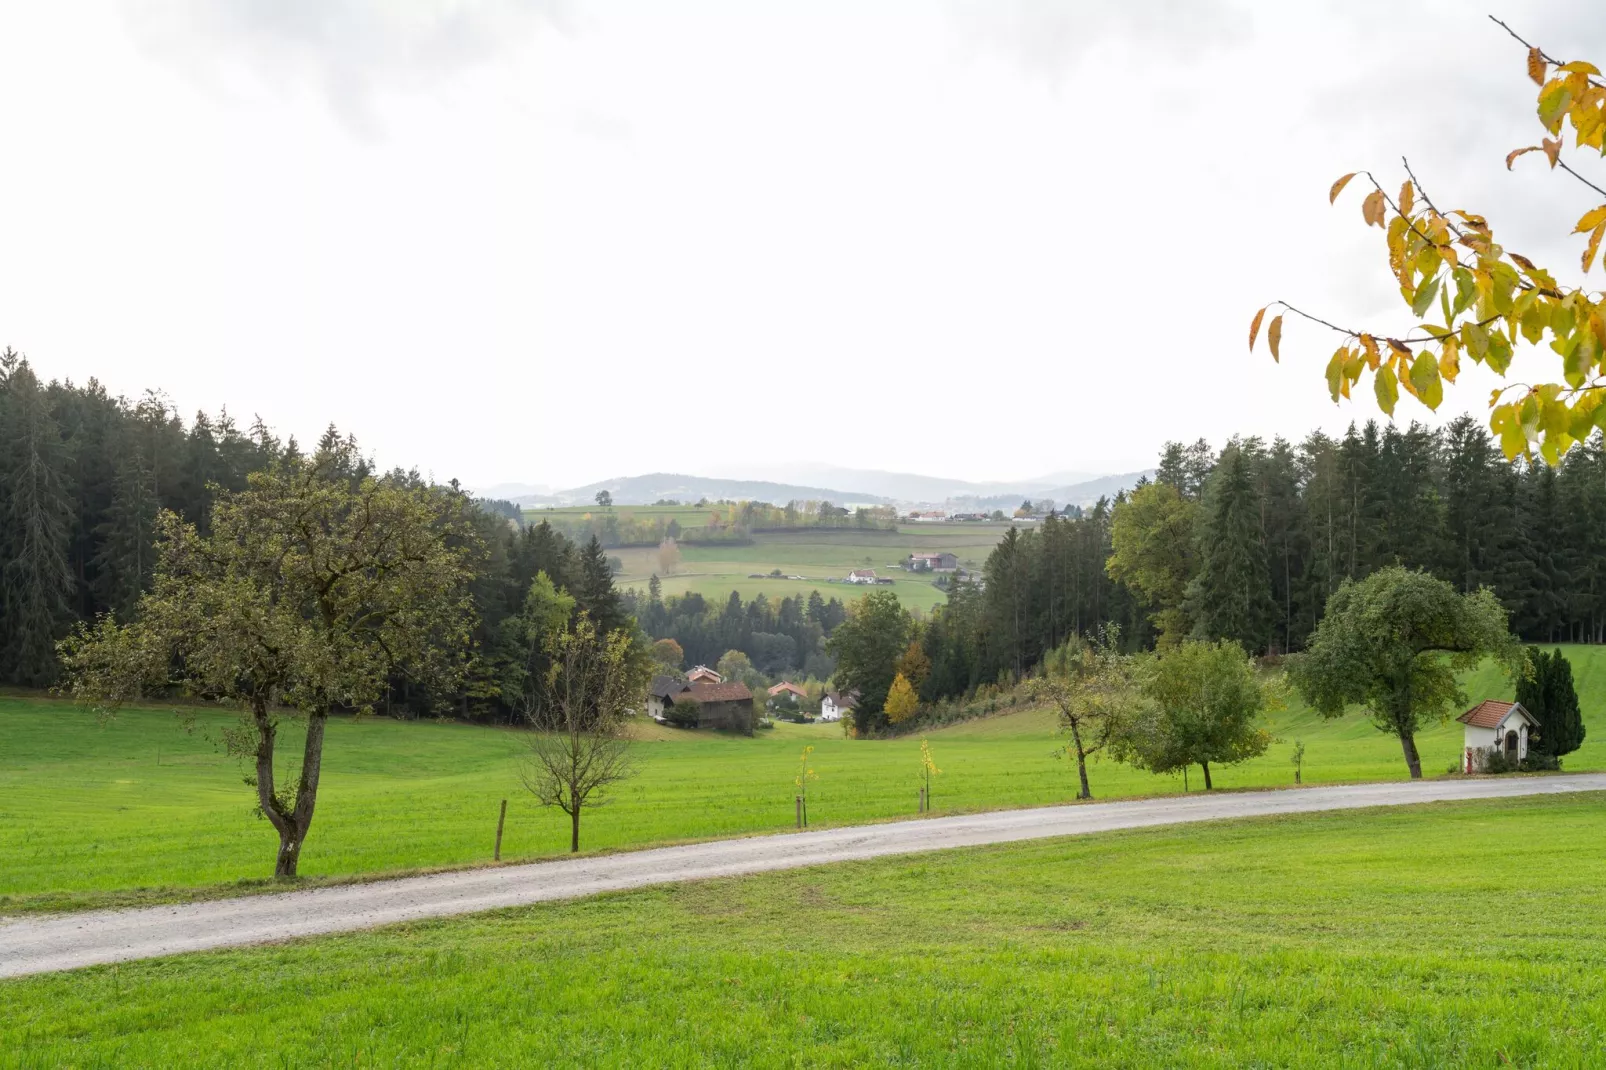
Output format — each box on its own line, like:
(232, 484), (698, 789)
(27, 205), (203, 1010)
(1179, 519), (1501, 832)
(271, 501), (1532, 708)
(1477, 747), (1519, 775)
(1520, 752), (1560, 772)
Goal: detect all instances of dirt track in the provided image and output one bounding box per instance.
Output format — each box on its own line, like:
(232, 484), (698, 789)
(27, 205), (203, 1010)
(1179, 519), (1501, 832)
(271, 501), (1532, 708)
(5, 773), (1603, 979)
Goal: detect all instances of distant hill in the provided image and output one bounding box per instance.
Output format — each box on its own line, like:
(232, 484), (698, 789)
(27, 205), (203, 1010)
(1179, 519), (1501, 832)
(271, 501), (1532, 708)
(700, 463), (1137, 504)
(954, 470), (1155, 511)
(555, 473), (893, 507)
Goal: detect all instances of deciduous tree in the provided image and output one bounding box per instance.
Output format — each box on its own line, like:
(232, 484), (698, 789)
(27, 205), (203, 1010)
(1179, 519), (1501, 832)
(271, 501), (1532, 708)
(1028, 627), (1137, 800)
(520, 614), (647, 852)
(825, 590), (912, 734)
(59, 441), (480, 877)
(1292, 567), (1518, 779)
(1113, 640), (1275, 790)
(884, 672), (918, 725)
(1107, 482), (1196, 648)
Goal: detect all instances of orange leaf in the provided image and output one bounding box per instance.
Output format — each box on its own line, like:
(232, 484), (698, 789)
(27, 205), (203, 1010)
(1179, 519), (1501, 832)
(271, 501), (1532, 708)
(1362, 189), (1386, 228)
(1543, 138), (1562, 167)
(1249, 306), (1267, 352)
(1329, 173), (1357, 204)
(1360, 335), (1381, 369)
(1398, 181), (1414, 217)
(1386, 338), (1412, 358)
(1268, 315), (1284, 362)
(1528, 47), (1546, 86)
(1506, 146), (1540, 170)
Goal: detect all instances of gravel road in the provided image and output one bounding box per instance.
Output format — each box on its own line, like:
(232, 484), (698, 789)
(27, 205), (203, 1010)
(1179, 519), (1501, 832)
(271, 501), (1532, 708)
(4, 774), (1603, 979)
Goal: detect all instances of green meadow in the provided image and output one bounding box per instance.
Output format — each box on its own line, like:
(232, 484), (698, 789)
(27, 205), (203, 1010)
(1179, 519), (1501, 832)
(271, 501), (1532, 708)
(572, 515), (1015, 612)
(2, 646), (1602, 914)
(5, 794), (1605, 1066)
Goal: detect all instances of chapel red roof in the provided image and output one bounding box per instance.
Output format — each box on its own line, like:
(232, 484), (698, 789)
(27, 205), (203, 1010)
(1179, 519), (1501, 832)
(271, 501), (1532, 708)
(1457, 699), (1518, 729)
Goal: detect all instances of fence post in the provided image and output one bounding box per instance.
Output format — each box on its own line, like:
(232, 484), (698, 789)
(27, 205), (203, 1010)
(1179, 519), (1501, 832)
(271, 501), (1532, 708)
(796, 795), (802, 829)
(494, 798), (507, 861)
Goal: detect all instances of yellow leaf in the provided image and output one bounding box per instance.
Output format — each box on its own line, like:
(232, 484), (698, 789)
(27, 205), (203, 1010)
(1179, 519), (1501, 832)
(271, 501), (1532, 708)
(1329, 172), (1357, 204)
(1585, 222), (1606, 274)
(1544, 138), (1562, 167)
(1575, 205), (1606, 234)
(1398, 181), (1414, 217)
(1560, 61), (1602, 75)
(1506, 146), (1540, 170)
(1438, 337), (1460, 382)
(1268, 314), (1284, 362)
(1362, 189), (1386, 228)
(1528, 47), (1546, 86)
(1249, 306), (1266, 352)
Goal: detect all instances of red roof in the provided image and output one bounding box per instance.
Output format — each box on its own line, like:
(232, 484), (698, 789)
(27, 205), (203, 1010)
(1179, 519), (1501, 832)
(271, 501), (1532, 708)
(1457, 700), (1523, 729)
(684, 681), (753, 704)
(768, 682), (807, 697)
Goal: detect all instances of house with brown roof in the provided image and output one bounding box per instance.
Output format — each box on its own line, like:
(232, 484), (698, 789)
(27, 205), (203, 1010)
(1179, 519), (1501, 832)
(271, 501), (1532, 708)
(1457, 699), (1540, 772)
(767, 681), (807, 704)
(847, 569), (878, 585)
(648, 677), (755, 734)
(907, 551), (959, 573)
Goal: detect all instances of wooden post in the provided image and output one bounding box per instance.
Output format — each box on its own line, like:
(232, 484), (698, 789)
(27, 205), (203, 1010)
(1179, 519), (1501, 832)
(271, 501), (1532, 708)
(494, 798), (508, 861)
(796, 795), (802, 829)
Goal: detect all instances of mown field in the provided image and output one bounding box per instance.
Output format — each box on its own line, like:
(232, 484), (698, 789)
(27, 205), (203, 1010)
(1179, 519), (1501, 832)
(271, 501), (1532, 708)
(5, 793), (1605, 1066)
(2, 647), (1602, 914)
(611, 523), (1014, 612)
(523, 506), (1016, 612)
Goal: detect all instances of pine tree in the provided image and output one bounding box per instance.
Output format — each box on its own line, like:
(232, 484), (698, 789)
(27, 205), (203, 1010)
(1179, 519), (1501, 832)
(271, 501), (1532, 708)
(574, 535), (626, 636)
(91, 448), (160, 618)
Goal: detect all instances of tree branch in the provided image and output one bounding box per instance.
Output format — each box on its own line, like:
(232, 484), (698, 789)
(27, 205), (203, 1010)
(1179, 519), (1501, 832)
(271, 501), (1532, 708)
(1488, 16), (1606, 90)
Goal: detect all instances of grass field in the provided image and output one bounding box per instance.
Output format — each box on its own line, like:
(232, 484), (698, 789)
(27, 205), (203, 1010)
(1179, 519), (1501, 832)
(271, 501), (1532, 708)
(5, 793), (1605, 1066)
(608, 521), (1016, 612)
(2, 647), (1602, 914)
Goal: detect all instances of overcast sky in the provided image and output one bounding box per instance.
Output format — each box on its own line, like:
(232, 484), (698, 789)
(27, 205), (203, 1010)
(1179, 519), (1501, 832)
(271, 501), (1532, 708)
(3, 1), (1603, 490)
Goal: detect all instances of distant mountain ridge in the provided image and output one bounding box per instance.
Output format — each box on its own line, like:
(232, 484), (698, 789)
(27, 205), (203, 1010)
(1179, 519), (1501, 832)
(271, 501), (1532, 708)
(477, 466), (1153, 509)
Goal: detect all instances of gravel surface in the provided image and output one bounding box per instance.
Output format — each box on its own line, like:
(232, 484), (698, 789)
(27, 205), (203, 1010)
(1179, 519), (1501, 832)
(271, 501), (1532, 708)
(5, 773), (1603, 979)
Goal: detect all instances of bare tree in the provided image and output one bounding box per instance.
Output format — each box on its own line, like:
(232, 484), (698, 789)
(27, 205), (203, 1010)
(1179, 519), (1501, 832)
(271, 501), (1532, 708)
(520, 614), (646, 852)
(657, 536), (681, 576)
(1027, 626), (1136, 801)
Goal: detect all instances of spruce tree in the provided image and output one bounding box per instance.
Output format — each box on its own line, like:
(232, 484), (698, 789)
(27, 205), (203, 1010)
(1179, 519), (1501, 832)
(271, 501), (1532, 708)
(0, 353), (77, 685)
(1186, 445), (1275, 652)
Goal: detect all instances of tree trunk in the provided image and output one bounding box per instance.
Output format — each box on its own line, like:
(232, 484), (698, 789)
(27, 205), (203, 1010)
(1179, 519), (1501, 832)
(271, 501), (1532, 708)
(570, 807), (581, 853)
(1201, 761), (1213, 791)
(1399, 730), (1423, 780)
(1069, 720), (1092, 800)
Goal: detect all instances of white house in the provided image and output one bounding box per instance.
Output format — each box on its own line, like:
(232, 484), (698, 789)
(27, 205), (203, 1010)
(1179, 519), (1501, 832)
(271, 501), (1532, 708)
(1457, 699), (1540, 772)
(847, 569), (878, 585)
(820, 690), (858, 722)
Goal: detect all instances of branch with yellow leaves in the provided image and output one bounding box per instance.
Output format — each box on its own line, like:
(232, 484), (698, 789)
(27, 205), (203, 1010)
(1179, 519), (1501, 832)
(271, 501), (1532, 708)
(1254, 20), (1606, 463)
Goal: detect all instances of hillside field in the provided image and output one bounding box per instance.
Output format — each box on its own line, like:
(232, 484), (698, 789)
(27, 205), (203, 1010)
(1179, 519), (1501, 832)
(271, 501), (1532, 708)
(6, 794), (1605, 1065)
(525, 506), (1016, 611)
(2, 646), (1602, 914)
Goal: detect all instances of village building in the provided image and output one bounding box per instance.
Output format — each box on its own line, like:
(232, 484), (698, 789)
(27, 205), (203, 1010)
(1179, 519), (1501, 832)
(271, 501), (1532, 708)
(907, 551), (959, 573)
(1457, 699), (1540, 772)
(767, 681), (807, 702)
(685, 664), (723, 684)
(648, 676), (755, 735)
(847, 569), (878, 585)
(819, 689), (858, 723)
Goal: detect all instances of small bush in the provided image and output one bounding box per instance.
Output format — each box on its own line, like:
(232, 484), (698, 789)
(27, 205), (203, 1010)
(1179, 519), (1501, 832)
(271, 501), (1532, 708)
(1520, 752), (1560, 772)
(1477, 748), (1519, 775)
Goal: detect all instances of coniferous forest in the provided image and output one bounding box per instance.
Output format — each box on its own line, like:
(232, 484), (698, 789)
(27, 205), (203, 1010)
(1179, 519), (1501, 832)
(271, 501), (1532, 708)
(0, 352), (620, 719)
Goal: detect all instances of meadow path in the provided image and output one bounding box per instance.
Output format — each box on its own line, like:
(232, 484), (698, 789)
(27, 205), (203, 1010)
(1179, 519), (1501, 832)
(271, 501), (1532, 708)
(5, 774), (1604, 979)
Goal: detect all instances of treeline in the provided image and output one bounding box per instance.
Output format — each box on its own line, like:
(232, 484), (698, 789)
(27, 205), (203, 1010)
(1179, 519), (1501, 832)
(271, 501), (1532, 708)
(0, 353), (629, 720)
(623, 582), (848, 679)
(830, 418), (1606, 733)
(538, 500), (899, 549)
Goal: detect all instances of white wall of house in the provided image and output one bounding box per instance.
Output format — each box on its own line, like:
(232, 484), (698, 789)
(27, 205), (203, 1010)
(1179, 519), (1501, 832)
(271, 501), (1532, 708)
(1462, 713), (1532, 771)
(820, 697), (842, 721)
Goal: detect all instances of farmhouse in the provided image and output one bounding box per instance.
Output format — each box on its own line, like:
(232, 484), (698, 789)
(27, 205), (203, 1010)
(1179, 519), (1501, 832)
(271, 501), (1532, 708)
(847, 569), (878, 584)
(686, 664), (723, 684)
(649, 677), (755, 735)
(767, 681), (807, 702)
(1458, 699), (1540, 772)
(820, 689), (858, 722)
(907, 551), (959, 573)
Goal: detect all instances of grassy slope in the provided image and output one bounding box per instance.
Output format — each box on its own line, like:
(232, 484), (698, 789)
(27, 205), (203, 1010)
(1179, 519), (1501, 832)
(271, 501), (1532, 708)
(5, 794), (1605, 1066)
(607, 522), (1013, 612)
(2, 646), (1603, 912)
